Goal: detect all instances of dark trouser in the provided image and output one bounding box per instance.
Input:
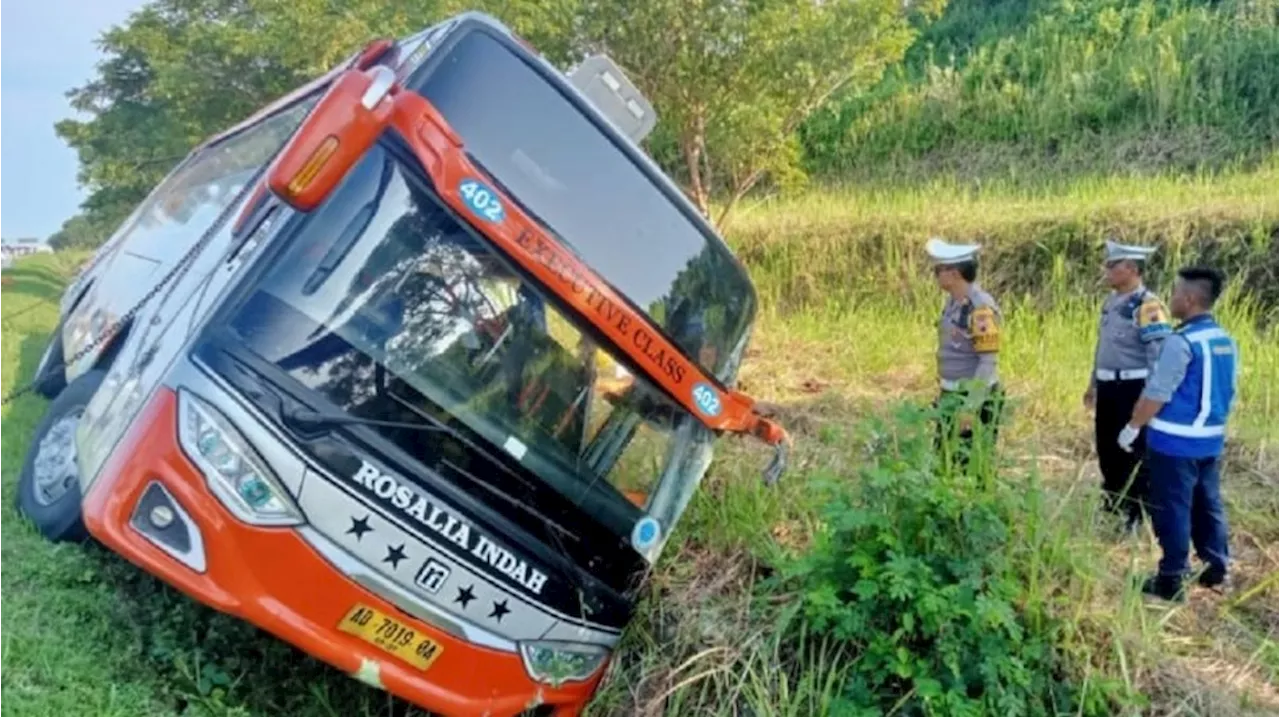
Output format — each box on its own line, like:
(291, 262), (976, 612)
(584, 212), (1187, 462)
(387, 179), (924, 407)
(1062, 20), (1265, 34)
(1147, 448), (1230, 578)
(935, 385), (1005, 472)
(1094, 378), (1150, 523)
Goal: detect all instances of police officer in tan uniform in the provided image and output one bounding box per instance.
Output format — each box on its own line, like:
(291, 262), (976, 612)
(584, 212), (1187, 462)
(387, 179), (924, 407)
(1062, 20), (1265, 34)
(1084, 239), (1172, 533)
(927, 238), (1004, 468)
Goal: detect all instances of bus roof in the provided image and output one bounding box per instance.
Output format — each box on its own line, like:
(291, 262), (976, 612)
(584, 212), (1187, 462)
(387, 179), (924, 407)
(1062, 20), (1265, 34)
(404, 14), (758, 384)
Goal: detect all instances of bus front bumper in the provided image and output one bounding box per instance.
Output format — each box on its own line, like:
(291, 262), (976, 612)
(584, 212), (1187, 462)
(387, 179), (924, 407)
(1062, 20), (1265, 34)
(81, 387), (603, 717)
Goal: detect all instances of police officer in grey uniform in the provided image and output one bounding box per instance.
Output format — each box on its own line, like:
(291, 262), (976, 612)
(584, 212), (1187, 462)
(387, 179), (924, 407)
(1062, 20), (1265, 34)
(927, 238), (1004, 468)
(1084, 239), (1172, 532)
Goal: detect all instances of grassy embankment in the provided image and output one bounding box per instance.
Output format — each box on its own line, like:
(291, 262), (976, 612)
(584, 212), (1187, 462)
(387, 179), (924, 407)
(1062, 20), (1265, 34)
(2, 165), (1276, 716)
(589, 163), (1280, 716)
(4, 0), (1277, 712)
(798, 0), (1278, 187)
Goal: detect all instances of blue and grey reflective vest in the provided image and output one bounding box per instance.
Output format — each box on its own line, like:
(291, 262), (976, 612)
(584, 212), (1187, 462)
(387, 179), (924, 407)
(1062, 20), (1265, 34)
(1148, 315), (1238, 458)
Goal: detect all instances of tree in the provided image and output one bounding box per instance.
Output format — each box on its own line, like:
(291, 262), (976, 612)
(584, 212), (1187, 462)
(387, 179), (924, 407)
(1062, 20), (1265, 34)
(56, 0), (942, 239)
(47, 213), (113, 251)
(55, 0), (452, 240)
(560, 0), (943, 228)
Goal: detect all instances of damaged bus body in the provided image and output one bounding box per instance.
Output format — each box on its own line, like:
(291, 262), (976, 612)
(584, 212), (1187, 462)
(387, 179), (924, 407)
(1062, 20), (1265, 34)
(18, 12), (787, 716)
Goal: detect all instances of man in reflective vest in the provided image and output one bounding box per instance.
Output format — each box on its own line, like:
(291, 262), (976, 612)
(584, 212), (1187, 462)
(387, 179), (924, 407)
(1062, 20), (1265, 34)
(1117, 266), (1236, 601)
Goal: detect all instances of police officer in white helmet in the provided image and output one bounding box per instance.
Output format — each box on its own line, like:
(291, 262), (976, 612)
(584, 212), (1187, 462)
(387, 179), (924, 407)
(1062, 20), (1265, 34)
(926, 237), (1004, 470)
(1084, 239), (1172, 534)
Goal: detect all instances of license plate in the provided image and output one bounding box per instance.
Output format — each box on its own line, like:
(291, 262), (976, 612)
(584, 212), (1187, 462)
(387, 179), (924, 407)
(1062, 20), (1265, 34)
(337, 604), (444, 671)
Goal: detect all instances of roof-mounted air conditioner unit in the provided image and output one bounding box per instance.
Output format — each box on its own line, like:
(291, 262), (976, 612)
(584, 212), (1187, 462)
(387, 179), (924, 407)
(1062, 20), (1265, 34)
(567, 55), (657, 144)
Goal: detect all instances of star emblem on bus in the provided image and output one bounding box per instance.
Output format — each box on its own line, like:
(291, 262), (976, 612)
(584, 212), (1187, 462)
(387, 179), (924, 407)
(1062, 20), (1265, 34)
(454, 584), (476, 609)
(346, 515), (372, 541)
(383, 543), (407, 569)
(488, 599), (510, 623)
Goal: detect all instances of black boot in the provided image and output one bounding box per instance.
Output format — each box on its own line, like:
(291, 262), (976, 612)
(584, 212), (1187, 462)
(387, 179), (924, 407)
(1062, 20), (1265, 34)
(1197, 566), (1230, 591)
(1141, 574), (1187, 602)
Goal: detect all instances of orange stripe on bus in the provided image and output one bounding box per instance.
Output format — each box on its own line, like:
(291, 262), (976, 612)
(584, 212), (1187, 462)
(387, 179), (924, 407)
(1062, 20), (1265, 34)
(386, 92), (773, 439)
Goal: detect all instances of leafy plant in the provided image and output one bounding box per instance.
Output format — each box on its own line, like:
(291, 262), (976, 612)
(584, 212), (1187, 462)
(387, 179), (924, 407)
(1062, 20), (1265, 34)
(771, 402), (1127, 715)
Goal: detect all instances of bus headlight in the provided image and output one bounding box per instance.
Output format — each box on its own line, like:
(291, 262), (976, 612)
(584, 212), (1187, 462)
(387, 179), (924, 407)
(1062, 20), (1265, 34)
(67, 306), (117, 365)
(177, 389), (302, 526)
(518, 641), (610, 686)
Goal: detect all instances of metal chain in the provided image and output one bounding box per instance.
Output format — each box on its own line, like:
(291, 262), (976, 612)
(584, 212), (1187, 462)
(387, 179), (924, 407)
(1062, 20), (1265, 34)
(1, 179), (260, 407)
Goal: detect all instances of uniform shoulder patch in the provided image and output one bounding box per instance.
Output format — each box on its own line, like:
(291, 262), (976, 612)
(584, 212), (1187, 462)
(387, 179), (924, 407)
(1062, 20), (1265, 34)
(1136, 294), (1171, 341)
(971, 288), (999, 310)
(1119, 293), (1143, 320)
(969, 304), (1000, 353)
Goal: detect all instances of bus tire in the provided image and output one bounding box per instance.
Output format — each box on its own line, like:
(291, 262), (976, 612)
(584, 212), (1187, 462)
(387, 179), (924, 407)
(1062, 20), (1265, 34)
(16, 369), (106, 543)
(33, 324), (68, 400)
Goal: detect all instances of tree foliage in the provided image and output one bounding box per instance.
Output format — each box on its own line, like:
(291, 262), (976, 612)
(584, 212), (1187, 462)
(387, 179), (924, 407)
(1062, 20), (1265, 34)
(54, 0), (451, 234)
(47, 214), (116, 251)
(53, 0), (933, 241)
(49, 0), (1273, 245)
(567, 0), (939, 226)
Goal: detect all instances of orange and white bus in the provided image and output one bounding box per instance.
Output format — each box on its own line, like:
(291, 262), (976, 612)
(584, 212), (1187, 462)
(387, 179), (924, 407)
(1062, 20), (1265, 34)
(19, 12), (788, 716)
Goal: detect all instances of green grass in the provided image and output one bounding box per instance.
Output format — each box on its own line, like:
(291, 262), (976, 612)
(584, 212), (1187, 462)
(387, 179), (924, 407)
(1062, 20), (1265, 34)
(731, 161), (1279, 234)
(799, 0), (1279, 184)
(2, 167), (1277, 716)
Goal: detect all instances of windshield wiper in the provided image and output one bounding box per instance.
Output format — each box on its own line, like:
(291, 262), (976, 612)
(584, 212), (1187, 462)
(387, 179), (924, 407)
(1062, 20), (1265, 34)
(286, 405), (586, 551)
(283, 407), (454, 435)
(283, 402), (540, 496)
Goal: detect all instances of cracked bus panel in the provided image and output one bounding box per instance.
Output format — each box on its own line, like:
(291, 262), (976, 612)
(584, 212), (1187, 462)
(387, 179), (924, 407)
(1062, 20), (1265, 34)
(20, 11), (787, 717)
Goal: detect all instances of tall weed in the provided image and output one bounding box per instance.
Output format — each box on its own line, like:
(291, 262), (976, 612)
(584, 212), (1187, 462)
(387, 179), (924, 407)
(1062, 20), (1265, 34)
(770, 402), (1137, 715)
(800, 0), (1279, 182)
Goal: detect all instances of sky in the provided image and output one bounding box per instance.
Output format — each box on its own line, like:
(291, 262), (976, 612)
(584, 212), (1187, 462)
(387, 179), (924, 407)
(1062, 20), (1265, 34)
(2, 0), (147, 240)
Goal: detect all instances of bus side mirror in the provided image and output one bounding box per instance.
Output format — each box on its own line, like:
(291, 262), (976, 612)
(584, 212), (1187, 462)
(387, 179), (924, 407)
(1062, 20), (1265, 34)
(266, 65), (397, 212)
(354, 38), (395, 70)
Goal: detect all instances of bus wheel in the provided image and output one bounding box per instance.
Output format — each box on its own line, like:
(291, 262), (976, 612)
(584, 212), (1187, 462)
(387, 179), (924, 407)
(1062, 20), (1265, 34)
(33, 323), (68, 399)
(16, 369), (105, 543)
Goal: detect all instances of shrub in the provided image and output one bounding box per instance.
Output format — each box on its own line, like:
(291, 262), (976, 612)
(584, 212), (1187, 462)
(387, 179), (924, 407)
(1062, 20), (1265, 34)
(771, 402), (1127, 716)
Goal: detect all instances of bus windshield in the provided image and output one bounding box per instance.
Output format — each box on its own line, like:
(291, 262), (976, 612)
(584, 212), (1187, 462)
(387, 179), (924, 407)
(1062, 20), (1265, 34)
(409, 27), (756, 382)
(227, 142), (714, 547)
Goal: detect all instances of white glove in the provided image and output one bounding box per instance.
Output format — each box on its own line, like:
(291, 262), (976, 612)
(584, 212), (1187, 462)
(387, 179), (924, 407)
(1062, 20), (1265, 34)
(1117, 424), (1140, 453)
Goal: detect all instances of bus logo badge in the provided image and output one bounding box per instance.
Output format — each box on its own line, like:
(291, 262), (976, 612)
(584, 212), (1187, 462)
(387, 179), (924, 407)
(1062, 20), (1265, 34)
(458, 178), (505, 223)
(414, 558), (452, 594)
(631, 517), (662, 553)
(692, 382), (722, 417)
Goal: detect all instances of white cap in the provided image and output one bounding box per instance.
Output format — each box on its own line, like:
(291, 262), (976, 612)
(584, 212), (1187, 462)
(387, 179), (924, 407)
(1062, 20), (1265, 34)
(1105, 239), (1157, 263)
(925, 237), (981, 266)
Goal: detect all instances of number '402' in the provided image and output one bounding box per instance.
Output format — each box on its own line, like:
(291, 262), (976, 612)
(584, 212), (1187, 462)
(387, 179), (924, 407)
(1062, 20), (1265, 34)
(459, 179), (504, 222)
